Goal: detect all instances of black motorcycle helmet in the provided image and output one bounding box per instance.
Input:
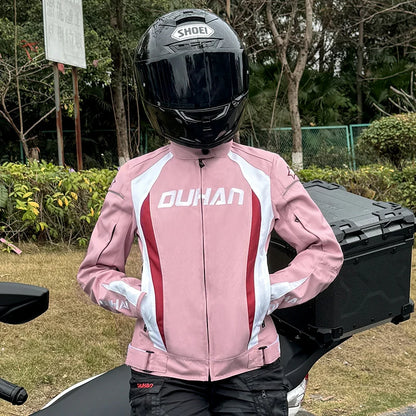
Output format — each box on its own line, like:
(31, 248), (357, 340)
(135, 9), (249, 149)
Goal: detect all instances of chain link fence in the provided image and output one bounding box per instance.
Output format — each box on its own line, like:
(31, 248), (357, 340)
(21, 129), (151, 169)
(14, 124), (371, 170)
(249, 124), (371, 170)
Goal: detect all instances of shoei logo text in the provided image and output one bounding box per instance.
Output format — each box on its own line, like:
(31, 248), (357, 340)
(158, 188), (244, 208)
(171, 24), (214, 41)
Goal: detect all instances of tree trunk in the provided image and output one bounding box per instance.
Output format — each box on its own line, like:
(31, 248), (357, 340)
(20, 132), (29, 160)
(287, 79), (303, 170)
(111, 71), (130, 166)
(14, 0), (28, 160)
(266, 0), (313, 171)
(226, 0), (231, 22)
(110, 0), (130, 166)
(356, 7), (365, 124)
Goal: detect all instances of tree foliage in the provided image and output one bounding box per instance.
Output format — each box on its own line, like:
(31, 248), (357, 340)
(0, 160), (116, 244)
(2, 0), (416, 163)
(0, 0), (171, 165)
(357, 113), (416, 168)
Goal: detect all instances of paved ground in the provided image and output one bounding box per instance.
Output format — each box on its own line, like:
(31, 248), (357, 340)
(377, 405), (416, 416)
(297, 410), (315, 416)
(297, 405), (416, 416)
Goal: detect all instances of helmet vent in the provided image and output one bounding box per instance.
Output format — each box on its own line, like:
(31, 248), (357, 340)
(176, 16), (205, 25)
(169, 39), (219, 52)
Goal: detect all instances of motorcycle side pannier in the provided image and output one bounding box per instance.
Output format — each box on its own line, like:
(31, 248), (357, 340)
(269, 180), (415, 345)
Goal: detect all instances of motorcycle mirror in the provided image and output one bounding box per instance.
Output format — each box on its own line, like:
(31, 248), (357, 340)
(0, 282), (49, 324)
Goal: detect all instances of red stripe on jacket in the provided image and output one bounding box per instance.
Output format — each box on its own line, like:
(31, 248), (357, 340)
(246, 191), (261, 338)
(141, 195), (166, 347)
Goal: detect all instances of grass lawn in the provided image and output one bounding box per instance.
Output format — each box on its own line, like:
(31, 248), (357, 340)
(0, 244), (415, 416)
(301, 248), (416, 416)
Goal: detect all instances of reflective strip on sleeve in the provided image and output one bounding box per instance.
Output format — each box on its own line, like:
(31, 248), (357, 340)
(102, 281), (141, 306)
(270, 277), (308, 301)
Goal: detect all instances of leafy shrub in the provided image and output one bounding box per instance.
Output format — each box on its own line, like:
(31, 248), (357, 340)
(299, 164), (416, 213)
(0, 161), (116, 246)
(356, 113), (416, 168)
(1, 161), (415, 247)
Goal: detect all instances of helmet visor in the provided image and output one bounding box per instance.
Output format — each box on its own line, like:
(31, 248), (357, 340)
(137, 50), (248, 109)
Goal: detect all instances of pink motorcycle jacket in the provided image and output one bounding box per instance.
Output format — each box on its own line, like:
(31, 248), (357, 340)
(77, 141), (343, 381)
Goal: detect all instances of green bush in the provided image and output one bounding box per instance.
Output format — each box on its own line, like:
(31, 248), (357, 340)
(0, 161), (414, 247)
(0, 161), (116, 246)
(299, 164), (416, 213)
(356, 113), (416, 168)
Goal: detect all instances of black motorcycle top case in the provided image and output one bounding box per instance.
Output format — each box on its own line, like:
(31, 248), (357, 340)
(269, 180), (415, 345)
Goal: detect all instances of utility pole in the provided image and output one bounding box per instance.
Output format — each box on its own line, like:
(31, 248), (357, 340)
(53, 63), (64, 166)
(72, 67), (83, 170)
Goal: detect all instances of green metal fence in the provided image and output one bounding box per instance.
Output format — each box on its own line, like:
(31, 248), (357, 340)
(17, 124), (371, 170)
(265, 124), (370, 170)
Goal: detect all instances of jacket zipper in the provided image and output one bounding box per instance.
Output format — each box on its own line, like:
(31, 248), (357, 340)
(199, 158), (210, 379)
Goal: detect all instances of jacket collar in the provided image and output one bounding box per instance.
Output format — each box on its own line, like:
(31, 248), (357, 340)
(169, 141), (233, 160)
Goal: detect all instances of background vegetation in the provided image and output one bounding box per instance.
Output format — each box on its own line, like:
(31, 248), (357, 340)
(0, 161), (115, 245)
(2, 0), (416, 167)
(0, 160), (415, 245)
(357, 113), (416, 168)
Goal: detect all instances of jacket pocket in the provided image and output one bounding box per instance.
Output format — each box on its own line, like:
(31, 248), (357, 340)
(129, 371), (164, 416)
(241, 359), (289, 416)
(253, 389), (288, 416)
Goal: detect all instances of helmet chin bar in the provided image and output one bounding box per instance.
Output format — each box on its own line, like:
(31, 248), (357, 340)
(175, 104), (230, 123)
(165, 128), (233, 149)
(160, 102), (245, 149)
(142, 94), (247, 149)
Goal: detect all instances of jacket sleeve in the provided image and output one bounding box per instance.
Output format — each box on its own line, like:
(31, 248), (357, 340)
(268, 157), (344, 313)
(77, 164), (145, 318)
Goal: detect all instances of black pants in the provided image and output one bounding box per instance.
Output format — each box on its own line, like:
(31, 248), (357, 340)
(129, 359), (289, 416)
